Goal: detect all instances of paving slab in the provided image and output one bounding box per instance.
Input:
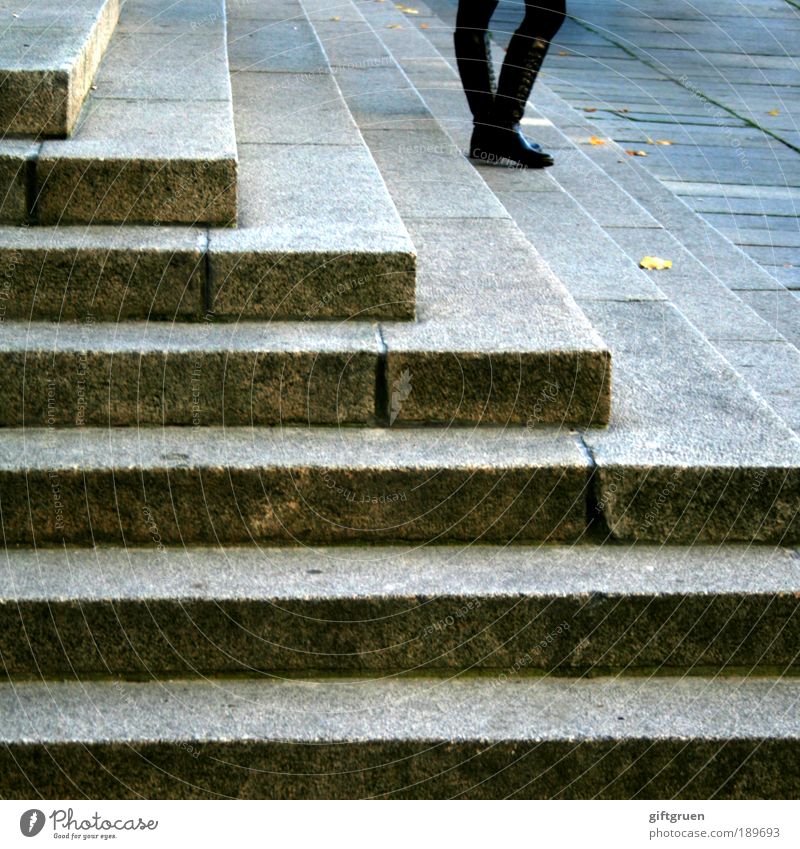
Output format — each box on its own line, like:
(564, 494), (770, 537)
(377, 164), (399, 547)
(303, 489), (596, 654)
(715, 339), (800, 433)
(0, 426), (591, 545)
(0, 0), (120, 136)
(2, 543), (798, 675)
(5, 0), (238, 225)
(227, 16), (327, 74)
(1, 676), (799, 798)
(0, 320), (381, 426)
(736, 290), (800, 350)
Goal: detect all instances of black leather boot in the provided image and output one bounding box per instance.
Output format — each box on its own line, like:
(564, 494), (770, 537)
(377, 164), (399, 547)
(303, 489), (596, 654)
(472, 33), (554, 168)
(453, 29), (496, 129)
(454, 28), (543, 160)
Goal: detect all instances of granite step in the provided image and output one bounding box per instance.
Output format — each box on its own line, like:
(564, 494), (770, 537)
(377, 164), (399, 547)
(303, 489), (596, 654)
(0, 0), (120, 137)
(209, 0), (416, 320)
(0, 425), (592, 546)
(0, 415), (797, 545)
(2, 543), (798, 676)
(0, 320), (382, 426)
(0, 0), (238, 225)
(303, 0), (612, 425)
(1, 676), (798, 798)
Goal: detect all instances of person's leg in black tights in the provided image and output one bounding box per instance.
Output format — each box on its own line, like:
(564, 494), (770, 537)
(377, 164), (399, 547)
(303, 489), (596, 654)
(454, 1), (566, 168)
(453, 1), (499, 131)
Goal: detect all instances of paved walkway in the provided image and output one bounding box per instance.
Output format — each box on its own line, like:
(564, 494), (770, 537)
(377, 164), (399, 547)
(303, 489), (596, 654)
(483, 0), (800, 290)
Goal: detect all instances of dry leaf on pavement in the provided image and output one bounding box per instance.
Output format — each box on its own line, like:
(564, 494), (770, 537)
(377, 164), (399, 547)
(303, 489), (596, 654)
(640, 256), (673, 270)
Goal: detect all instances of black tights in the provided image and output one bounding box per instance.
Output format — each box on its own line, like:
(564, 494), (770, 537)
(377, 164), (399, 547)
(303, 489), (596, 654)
(455, 1), (566, 50)
(455, 1), (566, 122)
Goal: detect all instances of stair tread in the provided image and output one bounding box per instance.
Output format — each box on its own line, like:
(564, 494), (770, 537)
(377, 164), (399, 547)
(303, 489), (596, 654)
(0, 0), (120, 136)
(0, 318), (379, 352)
(3, 676), (799, 743)
(0, 425), (588, 470)
(5, 543), (796, 600)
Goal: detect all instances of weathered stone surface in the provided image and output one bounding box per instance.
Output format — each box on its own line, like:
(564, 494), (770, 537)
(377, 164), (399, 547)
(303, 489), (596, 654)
(581, 301), (800, 543)
(0, 142), (33, 224)
(0, 426), (589, 545)
(0, 0), (120, 136)
(2, 543), (798, 675)
(382, 218), (611, 426)
(0, 225), (204, 319)
(1, 676), (798, 798)
(36, 100), (238, 225)
(210, 144), (415, 319)
(0, 321), (380, 426)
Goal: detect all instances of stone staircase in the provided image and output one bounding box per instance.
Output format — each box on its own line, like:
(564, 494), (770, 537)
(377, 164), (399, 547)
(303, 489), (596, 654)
(0, 0), (798, 799)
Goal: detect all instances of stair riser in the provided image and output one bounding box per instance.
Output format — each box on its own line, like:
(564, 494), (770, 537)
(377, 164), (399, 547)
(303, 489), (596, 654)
(1, 350), (609, 428)
(3, 594), (797, 675)
(34, 158), (238, 226)
(209, 248), (416, 320)
(0, 240), (205, 320)
(0, 242), (415, 321)
(0, 152), (30, 223)
(0, 467), (588, 545)
(386, 350), (611, 426)
(0, 351), (378, 426)
(1, 459), (795, 544)
(598, 467), (800, 544)
(1, 739), (796, 799)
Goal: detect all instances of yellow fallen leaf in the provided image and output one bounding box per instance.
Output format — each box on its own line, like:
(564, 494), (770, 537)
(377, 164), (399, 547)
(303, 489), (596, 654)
(767, 109), (780, 116)
(655, 139), (673, 145)
(625, 149), (648, 157)
(640, 256), (673, 270)
(583, 107), (597, 112)
(387, 23), (402, 28)
(557, 50), (570, 56)
(588, 135), (606, 145)
(420, 22), (429, 29)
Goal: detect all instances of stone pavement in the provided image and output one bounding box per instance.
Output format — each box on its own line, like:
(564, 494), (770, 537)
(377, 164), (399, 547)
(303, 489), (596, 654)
(482, 0), (800, 289)
(423, 0), (800, 434)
